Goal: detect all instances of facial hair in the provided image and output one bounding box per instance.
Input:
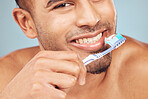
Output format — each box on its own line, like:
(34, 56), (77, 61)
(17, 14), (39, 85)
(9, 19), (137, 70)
(35, 20), (116, 74)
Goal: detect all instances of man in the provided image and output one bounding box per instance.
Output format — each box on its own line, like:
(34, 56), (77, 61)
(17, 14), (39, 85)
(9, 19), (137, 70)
(0, 0), (148, 98)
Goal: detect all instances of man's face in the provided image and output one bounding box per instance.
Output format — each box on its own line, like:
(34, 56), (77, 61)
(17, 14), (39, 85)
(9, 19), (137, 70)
(32, 0), (116, 74)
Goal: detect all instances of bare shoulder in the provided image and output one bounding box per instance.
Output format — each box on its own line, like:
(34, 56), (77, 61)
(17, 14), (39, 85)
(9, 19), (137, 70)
(115, 36), (148, 98)
(119, 36), (148, 69)
(0, 46), (40, 92)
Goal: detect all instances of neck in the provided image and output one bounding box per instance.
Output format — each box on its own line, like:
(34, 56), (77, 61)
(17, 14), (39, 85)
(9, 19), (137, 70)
(67, 72), (106, 97)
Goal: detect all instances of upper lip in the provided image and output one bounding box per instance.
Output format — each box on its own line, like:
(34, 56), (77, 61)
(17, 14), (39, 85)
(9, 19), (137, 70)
(67, 28), (107, 43)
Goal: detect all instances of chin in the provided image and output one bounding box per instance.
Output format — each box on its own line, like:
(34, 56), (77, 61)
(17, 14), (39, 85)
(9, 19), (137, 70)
(86, 52), (112, 74)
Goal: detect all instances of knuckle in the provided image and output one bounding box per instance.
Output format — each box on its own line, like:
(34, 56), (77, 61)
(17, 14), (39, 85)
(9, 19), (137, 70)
(38, 51), (46, 56)
(68, 76), (77, 86)
(36, 51), (43, 57)
(35, 58), (41, 66)
(73, 63), (80, 74)
(34, 70), (42, 77)
(71, 51), (79, 59)
(34, 57), (44, 67)
(57, 92), (66, 99)
(37, 51), (49, 58)
(31, 83), (43, 94)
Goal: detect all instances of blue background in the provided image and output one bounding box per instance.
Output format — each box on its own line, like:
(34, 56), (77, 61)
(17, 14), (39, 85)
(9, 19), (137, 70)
(0, 0), (148, 57)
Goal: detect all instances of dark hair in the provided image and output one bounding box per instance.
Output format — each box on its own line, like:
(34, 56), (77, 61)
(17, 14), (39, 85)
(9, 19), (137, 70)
(15, 0), (33, 13)
(15, 0), (21, 8)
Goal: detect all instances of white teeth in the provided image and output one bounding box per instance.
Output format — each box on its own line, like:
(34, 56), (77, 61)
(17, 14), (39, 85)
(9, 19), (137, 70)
(75, 33), (103, 44)
(88, 38), (93, 43)
(79, 39), (83, 44)
(76, 40), (79, 43)
(83, 38), (88, 44)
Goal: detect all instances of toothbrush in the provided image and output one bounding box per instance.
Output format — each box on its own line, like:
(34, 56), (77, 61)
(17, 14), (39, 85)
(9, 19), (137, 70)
(83, 33), (126, 66)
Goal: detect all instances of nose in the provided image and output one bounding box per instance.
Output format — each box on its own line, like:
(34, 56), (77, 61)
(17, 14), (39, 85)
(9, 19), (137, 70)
(76, 2), (101, 28)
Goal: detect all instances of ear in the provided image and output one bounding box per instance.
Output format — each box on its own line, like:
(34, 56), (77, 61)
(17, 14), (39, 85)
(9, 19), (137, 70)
(12, 8), (37, 39)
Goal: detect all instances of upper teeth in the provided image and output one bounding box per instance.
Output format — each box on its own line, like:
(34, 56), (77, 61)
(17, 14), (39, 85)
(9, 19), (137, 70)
(76, 33), (103, 44)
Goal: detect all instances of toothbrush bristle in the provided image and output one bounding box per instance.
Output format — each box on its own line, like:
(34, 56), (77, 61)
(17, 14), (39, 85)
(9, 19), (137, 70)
(115, 40), (125, 49)
(105, 33), (126, 47)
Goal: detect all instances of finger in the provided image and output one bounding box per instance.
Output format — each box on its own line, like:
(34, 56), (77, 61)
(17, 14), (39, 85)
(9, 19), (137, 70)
(34, 58), (81, 78)
(77, 55), (87, 85)
(31, 82), (66, 98)
(33, 70), (77, 90)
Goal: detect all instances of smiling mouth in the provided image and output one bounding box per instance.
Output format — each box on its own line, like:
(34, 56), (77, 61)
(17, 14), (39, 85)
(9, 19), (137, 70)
(72, 32), (103, 44)
(69, 29), (108, 51)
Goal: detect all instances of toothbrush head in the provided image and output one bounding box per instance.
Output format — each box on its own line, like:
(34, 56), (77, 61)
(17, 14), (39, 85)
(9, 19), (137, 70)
(83, 33), (126, 66)
(105, 33), (126, 49)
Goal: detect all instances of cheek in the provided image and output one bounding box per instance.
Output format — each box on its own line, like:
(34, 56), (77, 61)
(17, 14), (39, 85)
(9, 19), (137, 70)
(46, 13), (75, 36)
(105, 3), (116, 23)
(95, 0), (116, 23)
(43, 13), (75, 49)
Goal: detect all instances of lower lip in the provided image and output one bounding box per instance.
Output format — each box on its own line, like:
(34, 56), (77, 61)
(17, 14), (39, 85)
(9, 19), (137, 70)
(70, 32), (107, 51)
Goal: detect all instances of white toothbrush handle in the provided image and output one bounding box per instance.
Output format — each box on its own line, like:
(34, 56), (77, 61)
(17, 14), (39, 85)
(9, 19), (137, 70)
(83, 47), (114, 66)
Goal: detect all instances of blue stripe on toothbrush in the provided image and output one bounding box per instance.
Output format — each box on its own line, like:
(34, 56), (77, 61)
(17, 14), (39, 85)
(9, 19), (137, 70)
(83, 34), (126, 66)
(84, 59), (95, 65)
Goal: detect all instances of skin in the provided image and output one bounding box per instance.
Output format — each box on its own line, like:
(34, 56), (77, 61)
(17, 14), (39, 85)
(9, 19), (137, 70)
(0, 0), (148, 98)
